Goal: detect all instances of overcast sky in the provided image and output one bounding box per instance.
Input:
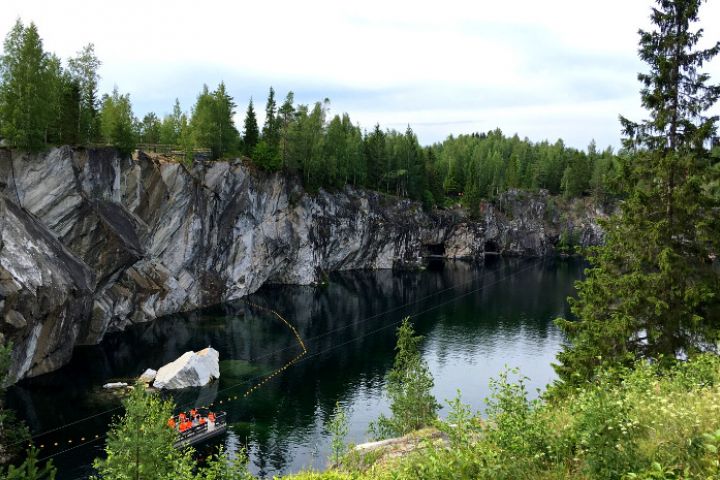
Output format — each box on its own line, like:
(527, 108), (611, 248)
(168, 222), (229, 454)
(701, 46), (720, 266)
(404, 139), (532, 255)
(2, 0), (719, 149)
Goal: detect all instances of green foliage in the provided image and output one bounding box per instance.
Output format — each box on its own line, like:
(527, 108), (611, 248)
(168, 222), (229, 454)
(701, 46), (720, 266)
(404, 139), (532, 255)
(279, 355), (720, 480)
(93, 384), (252, 480)
(68, 43), (101, 145)
(0, 20), (53, 151)
(190, 83), (239, 160)
(370, 318), (439, 440)
(242, 98), (259, 157)
(0, 447), (56, 480)
(0, 340), (30, 464)
(139, 112), (161, 145)
(99, 86), (136, 155)
(326, 401), (350, 467)
(92, 383), (180, 479)
(261, 87), (280, 154)
(0, 20), (612, 204)
(554, 0), (720, 387)
(159, 99), (183, 146)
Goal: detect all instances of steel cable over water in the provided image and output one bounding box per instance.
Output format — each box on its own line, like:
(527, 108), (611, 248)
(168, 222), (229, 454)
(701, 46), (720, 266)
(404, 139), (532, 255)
(17, 258), (506, 449)
(29, 257), (545, 462)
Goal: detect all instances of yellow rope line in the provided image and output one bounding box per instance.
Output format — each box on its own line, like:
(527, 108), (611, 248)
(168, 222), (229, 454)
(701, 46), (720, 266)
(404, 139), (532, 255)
(206, 301), (307, 407)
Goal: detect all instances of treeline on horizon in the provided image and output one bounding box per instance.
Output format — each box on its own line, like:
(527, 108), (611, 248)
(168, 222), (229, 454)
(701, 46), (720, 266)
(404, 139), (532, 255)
(0, 19), (621, 210)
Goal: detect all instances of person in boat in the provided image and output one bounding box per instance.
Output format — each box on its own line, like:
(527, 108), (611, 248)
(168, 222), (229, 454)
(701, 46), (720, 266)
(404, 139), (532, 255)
(167, 417), (176, 430)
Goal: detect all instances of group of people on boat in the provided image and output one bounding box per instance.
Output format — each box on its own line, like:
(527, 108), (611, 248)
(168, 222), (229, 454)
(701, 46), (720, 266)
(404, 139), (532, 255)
(167, 408), (217, 433)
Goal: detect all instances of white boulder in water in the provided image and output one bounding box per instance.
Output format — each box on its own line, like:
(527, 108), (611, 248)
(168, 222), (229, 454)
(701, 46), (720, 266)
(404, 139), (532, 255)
(138, 368), (157, 384)
(103, 382), (129, 389)
(153, 347), (220, 390)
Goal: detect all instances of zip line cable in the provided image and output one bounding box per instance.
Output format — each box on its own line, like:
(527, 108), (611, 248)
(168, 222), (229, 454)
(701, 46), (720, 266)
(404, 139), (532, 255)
(16, 257), (513, 448)
(28, 257), (544, 460)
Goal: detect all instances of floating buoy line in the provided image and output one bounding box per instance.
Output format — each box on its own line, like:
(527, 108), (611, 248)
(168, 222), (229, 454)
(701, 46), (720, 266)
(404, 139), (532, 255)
(17, 258), (544, 463)
(32, 300), (308, 461)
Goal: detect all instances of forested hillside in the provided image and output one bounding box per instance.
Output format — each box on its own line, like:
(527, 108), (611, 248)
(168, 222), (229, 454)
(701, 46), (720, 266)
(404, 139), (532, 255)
(0, 20), (621, 212)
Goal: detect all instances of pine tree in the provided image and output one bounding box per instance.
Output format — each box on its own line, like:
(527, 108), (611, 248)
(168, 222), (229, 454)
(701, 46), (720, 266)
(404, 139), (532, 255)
(242, 98), (259, 156)
(555, 0), (720, 385)
(369, 317), (439, 439)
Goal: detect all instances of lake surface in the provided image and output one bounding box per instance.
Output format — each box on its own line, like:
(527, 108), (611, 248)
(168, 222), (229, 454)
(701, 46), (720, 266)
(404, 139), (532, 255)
(9, 257), (583, 478)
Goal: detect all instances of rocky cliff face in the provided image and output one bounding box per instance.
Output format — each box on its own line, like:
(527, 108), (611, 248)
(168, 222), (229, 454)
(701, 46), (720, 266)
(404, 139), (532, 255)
(0, 147), (608, 381)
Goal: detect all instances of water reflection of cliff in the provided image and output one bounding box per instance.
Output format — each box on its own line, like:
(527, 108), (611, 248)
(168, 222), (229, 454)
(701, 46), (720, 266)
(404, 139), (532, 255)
(8, 258), (583, 479)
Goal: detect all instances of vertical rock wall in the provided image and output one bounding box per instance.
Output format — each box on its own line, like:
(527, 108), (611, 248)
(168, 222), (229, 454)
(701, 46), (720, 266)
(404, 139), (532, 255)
(0, 147), (606, 381)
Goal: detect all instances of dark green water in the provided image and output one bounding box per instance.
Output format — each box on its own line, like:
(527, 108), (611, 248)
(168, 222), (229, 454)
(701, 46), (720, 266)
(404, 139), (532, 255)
(8, 257), (583, 478)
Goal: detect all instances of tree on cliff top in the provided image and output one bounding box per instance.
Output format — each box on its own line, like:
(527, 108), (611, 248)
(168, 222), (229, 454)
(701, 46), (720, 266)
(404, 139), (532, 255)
(68, 43), (101, 145)
(555, 0), (720, 385)
(99, 86), (136, 155)
(242, 98), (259, 157)
(0, 20), (52, 151)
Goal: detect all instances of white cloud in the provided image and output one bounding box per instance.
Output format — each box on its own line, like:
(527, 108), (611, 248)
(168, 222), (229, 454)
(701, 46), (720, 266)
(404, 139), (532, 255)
(1, 0), (718, 149)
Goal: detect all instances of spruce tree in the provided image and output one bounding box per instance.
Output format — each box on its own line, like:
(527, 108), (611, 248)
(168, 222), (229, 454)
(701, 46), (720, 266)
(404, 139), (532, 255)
(555, 0), (720, 385)
(242, 98), (259, 156)
(213, 81), (239, 157)
(261, 86), (279, 149)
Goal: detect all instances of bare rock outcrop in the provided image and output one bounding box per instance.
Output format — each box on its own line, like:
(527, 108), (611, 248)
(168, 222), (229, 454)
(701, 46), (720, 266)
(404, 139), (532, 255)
(0, 147), (607, 382)
(153, 347), (220, 389)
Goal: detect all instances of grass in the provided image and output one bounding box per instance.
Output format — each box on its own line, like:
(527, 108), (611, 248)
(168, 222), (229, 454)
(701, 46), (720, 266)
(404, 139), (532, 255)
(276, 355), (720, 480)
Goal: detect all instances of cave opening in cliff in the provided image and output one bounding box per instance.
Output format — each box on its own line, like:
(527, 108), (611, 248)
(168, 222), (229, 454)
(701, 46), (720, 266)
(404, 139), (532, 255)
(422, 243), (446, 257)
(484, 240), (500, 254)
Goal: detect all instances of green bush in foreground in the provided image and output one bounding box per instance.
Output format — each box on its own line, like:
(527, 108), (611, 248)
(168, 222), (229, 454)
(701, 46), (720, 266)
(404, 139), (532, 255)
(279, 354), (720, 480)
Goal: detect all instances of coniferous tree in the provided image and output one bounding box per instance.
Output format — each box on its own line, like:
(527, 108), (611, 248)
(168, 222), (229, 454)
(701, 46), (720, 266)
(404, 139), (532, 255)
(277, 91), (295, 168)
(57, 76), (81, 145)
(363, 124), (386, 190)
(261, 86), (280, 149)
(0, 21), (52, 151)
(93, 385), (252, 480)
(369, 317), (439, 439)
(213, 81), (239, 156)
(253, 87), (282, 170)
(555, 0), (720, 385)
(242, 98), (259, 156)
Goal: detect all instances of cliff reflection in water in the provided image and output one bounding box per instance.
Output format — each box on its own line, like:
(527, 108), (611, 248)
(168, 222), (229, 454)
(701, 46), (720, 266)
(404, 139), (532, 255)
(8, 257), (583, 479)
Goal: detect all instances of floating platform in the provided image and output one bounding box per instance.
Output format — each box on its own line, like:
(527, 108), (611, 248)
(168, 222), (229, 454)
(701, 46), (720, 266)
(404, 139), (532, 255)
(172, 410), (227, 448)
